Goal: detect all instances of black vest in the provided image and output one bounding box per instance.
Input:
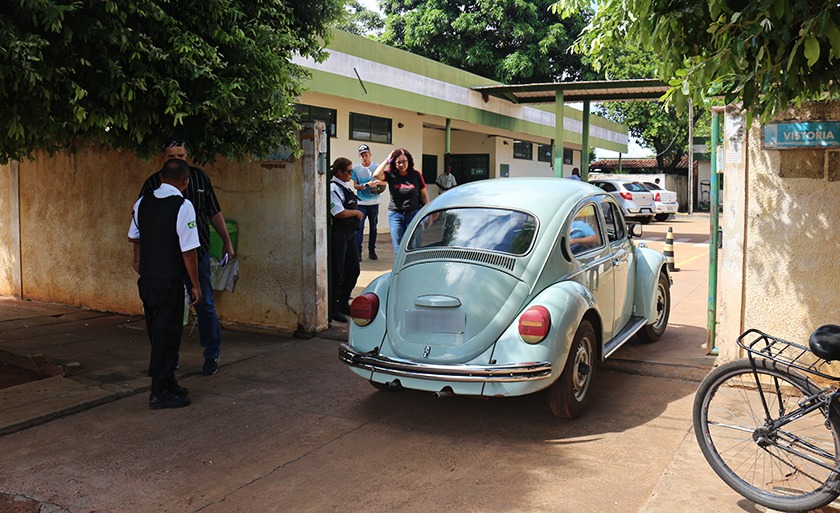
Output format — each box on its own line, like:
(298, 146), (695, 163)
(138, 193), (187, 280)
(332, 181), (359, 232)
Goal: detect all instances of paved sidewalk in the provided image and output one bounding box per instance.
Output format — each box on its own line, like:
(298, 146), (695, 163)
(0, 214), (780, 512)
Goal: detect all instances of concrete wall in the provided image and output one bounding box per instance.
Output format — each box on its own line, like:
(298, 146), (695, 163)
(717, 101), (840, 359)
(1, 126), (328, 333)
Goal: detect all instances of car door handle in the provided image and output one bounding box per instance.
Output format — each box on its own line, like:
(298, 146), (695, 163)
(415, 295), (462, 308)
(612, 259), (621, 267)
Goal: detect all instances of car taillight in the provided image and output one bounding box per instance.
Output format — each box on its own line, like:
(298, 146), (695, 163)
(518, 306), (551, 344)
(654, 192), (660, 202)
(619, 192), (633, 201)
(350, 293), (379, 326)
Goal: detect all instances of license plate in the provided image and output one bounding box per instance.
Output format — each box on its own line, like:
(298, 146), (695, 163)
(405, 309), (465, 333)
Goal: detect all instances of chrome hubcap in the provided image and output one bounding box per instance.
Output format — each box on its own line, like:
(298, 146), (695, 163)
(653, 283), (667, 330)
(573, 338), (592, 401)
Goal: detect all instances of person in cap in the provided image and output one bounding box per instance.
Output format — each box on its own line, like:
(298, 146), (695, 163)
(138, 140), (232, 377)
(350, 144), (384, 261)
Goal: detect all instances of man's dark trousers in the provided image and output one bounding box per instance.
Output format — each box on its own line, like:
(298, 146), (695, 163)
(331, 229), (360, 307)
(138, 277), (184, 386)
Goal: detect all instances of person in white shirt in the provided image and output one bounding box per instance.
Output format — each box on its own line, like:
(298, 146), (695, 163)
(436, 164), (457, 192)
(128, 158), (200, 409)
(351, 144), (384, 261)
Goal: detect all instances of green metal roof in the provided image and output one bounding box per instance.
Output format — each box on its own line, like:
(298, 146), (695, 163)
(472, 79), (670, 104)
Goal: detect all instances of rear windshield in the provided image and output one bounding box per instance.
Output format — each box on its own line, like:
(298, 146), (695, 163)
(644, 182), (661, 190)
(407, 208), (537, 255)
(622, 182), (649, 192)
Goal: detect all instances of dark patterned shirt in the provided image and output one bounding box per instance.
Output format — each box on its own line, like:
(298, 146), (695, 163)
(139, 165), (221, 258)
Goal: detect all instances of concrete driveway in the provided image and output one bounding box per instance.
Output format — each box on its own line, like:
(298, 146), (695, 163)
(0, 214), (769, 512)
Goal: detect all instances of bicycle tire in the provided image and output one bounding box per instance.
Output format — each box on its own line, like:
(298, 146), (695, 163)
(694, 359), (840, 512)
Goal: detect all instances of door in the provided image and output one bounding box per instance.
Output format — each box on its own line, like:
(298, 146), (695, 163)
(568, 204), (616, 340)
(448, 154), (489, 185)
(601, 199), (634, 333)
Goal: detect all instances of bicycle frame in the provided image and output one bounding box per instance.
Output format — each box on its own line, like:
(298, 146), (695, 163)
(740, 330), (840, 475)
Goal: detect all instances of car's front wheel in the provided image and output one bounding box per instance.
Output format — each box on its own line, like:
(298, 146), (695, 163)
(548, 320), (596, 419)
(637, 272), (670, 343)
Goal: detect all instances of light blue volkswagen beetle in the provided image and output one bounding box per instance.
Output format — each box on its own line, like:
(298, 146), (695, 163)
(339, 178), (670, 418)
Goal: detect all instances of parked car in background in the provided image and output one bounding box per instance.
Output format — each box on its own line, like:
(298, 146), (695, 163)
(339, 178), (671, 419)
(589, 179), (655, 224)
(643, 182), (679, 222)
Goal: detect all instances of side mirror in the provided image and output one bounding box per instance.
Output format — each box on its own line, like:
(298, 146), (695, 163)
(628, 223), (643, 238)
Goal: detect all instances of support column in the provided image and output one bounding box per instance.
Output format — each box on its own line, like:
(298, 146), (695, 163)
(10, 160), (22, 298)
(445, 118), (451, 154)
(554, 90), (564, 178)
(301, 122), (328, 334)
(581, 100), (590, 181)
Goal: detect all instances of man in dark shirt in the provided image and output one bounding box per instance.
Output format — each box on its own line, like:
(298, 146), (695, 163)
(139, 140), (233, 376)
(129, 158), (201, 409)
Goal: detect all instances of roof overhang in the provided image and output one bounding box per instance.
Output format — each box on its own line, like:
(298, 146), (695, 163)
(472, 79), (670, 104)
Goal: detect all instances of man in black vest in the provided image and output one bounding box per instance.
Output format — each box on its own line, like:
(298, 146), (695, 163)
(129, 159), (201, 409)
(329, 157), (364, 323)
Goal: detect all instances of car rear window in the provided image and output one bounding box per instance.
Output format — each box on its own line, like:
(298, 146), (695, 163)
(622, 182), (649, 192)
(407, 208), (537, 255)
(644, 182), (662, 190)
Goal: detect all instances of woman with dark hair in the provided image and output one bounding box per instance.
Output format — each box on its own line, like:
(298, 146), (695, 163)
(373, 148), (430, 254)
(328, 157), (363, 322)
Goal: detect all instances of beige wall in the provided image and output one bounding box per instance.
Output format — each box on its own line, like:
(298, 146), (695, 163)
(718, 101), (840, 359)
(2, 127), (328, 332)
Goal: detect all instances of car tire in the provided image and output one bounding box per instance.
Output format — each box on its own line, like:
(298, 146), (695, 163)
(640, 216), (653, 225)
(655, 214), (670, 222)
(548, 320), (596, 419)
(637, 272), (670, 343)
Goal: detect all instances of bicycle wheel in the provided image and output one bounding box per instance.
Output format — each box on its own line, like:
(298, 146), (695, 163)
(694, 359), (840, 512)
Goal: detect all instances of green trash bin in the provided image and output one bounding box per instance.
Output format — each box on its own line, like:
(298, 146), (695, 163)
(209, 220), (238, 260)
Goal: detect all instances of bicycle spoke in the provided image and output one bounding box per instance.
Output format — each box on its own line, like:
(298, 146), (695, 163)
(693, 360), (840, 512)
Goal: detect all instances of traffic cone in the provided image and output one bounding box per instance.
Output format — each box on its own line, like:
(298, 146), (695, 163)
(664, 227), (679, 272)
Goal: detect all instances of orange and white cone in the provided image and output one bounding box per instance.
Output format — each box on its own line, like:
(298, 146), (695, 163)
(664, 227), (680, 272)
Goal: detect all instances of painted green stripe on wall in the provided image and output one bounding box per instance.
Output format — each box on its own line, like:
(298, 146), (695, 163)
(304, 70), (627, 152)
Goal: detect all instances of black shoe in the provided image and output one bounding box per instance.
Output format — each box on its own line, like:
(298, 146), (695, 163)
(331, 310), (348, 323)
(149, 390), (191, 410)
(167, 376), (189, 397)
(202, 358), (219, 376)
(369, 250), (378, 261)
(174, 354), (180, 370)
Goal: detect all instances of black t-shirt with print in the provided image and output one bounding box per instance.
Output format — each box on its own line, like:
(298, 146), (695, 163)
(385, 170), (426, 212)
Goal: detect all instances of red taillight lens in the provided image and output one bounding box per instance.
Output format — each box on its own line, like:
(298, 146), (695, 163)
(654, 192), (661, 202)
(518, 306), (551, 344)
(350, 293), (379, 326)
(619, 192), (633, 201)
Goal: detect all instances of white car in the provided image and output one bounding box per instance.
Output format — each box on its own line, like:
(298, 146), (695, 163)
(589, 179), (655, 224)
(643, 182), (679, 222)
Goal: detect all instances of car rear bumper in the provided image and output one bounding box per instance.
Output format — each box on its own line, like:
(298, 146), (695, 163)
(339, 343), (552, 382)
(655, 202), (678, 214)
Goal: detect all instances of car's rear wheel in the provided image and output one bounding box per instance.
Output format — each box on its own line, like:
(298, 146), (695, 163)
(549, 320), (596, 419)
(639, 216), (653, 225)
(637, 272), (670, 343)
(655, 213), (670, 222)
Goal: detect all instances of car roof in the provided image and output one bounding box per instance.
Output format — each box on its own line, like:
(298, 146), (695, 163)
(429, 178), (604, 220)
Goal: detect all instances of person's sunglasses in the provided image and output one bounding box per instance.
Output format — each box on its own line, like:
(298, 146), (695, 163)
(162, 140), (186, 150)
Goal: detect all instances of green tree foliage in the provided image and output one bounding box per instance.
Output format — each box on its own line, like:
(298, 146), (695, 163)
(0, 0), (342, 163)
(380, 0), (597, 84)
(553, 0), (840, 121)
(592, 45), (708, 173)
(336, 0), (385, 37)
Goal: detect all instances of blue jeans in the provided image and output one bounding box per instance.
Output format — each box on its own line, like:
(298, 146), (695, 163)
(185, 252), (222, 360)
(388, 209), (418, 255)
(355, 204), (379, 254)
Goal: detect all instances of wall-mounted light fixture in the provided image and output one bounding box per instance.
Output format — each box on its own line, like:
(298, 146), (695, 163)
(503, 140), (509, 145)
(397, 122), (404, 128)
